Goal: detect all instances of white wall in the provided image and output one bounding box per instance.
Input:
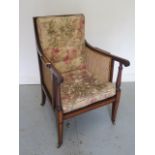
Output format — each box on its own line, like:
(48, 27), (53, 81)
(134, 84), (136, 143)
(19, 0), (134, 84)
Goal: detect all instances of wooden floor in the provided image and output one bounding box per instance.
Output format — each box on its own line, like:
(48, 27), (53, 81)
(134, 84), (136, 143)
(19, 83), (135, 155)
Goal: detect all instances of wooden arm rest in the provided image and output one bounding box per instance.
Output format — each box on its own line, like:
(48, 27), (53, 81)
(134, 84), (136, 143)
(37, 49), (64, 84)
(38, 49), (63, 110)
(85, 41), (130, 67)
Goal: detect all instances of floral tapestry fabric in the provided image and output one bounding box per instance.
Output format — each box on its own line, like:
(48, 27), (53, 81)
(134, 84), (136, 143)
(36, 14), (85, 73)
(37, 14), (116, 113)
(61, 69), (116, 113)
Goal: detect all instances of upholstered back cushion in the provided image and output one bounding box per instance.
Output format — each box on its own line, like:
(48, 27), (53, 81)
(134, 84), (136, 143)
(36, 14), (86, 73)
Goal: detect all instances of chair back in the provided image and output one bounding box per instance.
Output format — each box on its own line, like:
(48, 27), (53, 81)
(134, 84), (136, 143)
(35, 14), (85, 73)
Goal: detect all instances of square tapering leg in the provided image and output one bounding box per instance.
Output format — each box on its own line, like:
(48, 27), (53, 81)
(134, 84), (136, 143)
(41, 88), (46, 106)
(112, 91), (121, 124)
(57, 111), (63, 148)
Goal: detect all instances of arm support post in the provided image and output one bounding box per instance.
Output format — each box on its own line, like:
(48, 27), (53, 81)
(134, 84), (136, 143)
(53, 75), (63, 112)
(116, 63), (123, 91)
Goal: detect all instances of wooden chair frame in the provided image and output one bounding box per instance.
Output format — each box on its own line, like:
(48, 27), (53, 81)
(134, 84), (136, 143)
(33, 16), (130, 148)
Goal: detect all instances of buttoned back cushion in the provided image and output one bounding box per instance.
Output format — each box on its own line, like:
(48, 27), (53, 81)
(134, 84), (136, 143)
(36, 14), (86, 73)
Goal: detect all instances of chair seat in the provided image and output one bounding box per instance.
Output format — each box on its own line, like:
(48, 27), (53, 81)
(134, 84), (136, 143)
(61, 69), (116, 113)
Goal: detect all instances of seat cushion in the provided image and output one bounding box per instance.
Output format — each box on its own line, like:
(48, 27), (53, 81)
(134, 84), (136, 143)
(36, 14), (85, 73)
(61, 69), (116, 113)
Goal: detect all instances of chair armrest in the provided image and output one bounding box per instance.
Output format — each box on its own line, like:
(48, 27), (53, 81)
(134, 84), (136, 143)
(37, 48), (64, 84)
(37, 49), (63, 111)
(85, 41), (130, 67)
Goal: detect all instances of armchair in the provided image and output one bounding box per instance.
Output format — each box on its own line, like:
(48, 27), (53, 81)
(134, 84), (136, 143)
(33, 14), (130, 148)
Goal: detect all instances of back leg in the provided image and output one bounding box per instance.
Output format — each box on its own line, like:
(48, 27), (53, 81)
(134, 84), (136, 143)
(41, 88), (46, 106)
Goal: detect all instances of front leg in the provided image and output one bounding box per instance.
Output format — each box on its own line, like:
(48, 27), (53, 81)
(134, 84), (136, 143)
(57, 111), (63, 148)
(112, 90), (121, 124)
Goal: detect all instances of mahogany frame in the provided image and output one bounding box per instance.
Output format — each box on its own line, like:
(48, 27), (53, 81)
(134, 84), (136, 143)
(33, 16), (130, 148)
